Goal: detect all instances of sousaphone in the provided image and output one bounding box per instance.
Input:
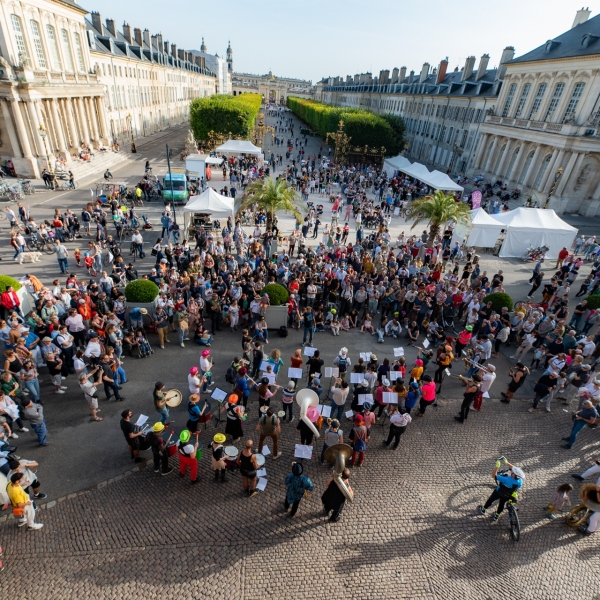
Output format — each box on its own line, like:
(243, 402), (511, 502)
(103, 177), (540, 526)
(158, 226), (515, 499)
(324, 443), (354, 502)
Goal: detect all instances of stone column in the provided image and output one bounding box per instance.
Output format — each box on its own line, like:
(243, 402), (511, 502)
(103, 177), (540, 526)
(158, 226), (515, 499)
(472, 133), (488, 170)
(482, 136), (498, 173)
(555, 152), (580, 197)
(522, 145), (542, 188)
(26, 101), (44, 157)
(86, 97), (99, 141)
(10, 98), (33, 158)
(495, 139), (513, 179)
(50, 98), (68, 157)
(541, 150), (564, 193)
(1, 99), (21, 158)
(76, 98), (91, 145)
(96, 96), (110, 142)
(584, 178), (600, 217)
(507, 143), (528, 186)
(64, 98), (79, 149)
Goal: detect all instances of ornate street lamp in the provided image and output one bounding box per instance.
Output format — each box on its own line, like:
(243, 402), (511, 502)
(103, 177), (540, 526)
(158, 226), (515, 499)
(326, 120), (350, 163)
(127, 113), (137, 153)
(38, 123), (54, 175)
(543, 167), (563, 209)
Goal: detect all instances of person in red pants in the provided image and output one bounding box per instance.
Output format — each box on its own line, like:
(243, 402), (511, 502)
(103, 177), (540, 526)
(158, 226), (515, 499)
(176, 429), (199, 484)
(348, 415), (369, 467)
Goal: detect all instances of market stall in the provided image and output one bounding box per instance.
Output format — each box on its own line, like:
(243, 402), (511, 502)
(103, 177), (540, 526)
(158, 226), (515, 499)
(182, 188), (235, 234)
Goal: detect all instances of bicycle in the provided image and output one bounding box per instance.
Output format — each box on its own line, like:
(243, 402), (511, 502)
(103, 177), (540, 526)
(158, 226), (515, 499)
(506, 498), (521, 542)
(26, 235), (56, 254)
(60, 181), (79, 190)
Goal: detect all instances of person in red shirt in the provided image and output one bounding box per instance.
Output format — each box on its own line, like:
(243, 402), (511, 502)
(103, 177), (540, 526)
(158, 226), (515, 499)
(555, 247), (569, 269)
(0, 286), (22, 319)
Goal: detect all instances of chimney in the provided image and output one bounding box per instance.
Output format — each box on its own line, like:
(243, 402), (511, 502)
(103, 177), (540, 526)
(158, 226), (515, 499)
(436, 58), (448, 84)
(156, 34), (163, 53)
(462, 56), (476, 82)
(399, 66), (407, 82)
(572, 7), (591, 28)
(476, 53), (490, 81)
(496, 46), (515, 80)
(354, 74), (359, 84)
(383, 69), (390, 84)
(391, 68), (399, 84)
(409, 69), (415, 82)
(171, 44), (177, 59)
(454, 66), (459, 72)
(122, 22), (132, 44)
(91, 12), (103, 35)
(178, 49), (185, 61)
(105, 19), (116, 37)
(143, 29), (151, 48)
(134, 28), (143, 47)
(164, 40), (169, 54)
(419, 62), (430, 83)
(194, 56), (201, 67)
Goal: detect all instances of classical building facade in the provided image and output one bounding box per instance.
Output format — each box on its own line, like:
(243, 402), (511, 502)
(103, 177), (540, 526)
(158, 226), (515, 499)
(0, 0), (220, 177)
(316, 48), (516, 175)
(232, 71), (313, 104)
(473, 8), (600, 216)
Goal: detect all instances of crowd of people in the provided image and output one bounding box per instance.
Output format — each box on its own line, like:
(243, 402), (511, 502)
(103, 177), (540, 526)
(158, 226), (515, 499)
(1, 108), (599, 538)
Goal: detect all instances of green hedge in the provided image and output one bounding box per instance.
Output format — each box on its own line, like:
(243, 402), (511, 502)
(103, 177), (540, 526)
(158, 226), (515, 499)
(260, 283), (289, 307)
(585, 295), (600, 310)
(483, 292), (513, 313)
(125, 280), (159, 303)
(0, 275), (21, 294)
(190, 94), (262, 140)
(286, 97), (405, 156)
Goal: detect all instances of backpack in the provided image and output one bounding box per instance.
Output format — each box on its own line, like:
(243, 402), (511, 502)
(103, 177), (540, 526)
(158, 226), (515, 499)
(278, 325), (288, 338)
(337, 356), (348, 373)
(225, 366), (236, 384)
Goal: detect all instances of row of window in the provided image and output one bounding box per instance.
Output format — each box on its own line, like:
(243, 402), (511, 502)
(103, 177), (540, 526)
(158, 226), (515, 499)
(501, 80), (586, 123)
(106, 83), (205, 111)
(99, 62), (193, 85)
(12, 14), (85, 73)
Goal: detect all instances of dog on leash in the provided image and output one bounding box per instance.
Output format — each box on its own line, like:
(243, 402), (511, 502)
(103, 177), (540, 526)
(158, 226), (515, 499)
(18, 251), (42, 264)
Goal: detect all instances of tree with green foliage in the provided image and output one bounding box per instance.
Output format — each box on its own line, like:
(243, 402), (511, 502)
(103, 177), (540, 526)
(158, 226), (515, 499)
(409, 190), (472, 247)
(190, 94), (262, 141)
(237, 177), (304, 230)
(286, 97), (406, 156)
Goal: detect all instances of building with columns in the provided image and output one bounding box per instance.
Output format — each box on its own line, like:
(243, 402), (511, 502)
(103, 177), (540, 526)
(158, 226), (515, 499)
(0, 0), (220, 177)
(232, 71), (313, 104)
(473, 8), (600, 216)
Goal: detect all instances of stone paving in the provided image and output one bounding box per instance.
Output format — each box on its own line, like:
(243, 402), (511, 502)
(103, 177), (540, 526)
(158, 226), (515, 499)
(1, 112), (599, 599)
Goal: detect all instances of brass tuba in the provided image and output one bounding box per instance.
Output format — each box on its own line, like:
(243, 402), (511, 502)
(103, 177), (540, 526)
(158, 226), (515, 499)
(296, 388), (320, 439)
(566, 484), (600, 527)
(324, 443), (354, 502)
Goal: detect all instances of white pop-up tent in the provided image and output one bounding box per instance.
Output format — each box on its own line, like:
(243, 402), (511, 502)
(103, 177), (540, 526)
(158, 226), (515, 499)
(215, 139), (262, 155)
(182, 188), (234, 230)
(383, 154), (413, 176)
(450, 208), (504, 248)
(429, 170), (464, 192)
(492, 208), (577, 260)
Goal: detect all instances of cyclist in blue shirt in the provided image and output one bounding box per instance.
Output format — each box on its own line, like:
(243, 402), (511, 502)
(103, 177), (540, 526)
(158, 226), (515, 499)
(478, 458), (525, 523)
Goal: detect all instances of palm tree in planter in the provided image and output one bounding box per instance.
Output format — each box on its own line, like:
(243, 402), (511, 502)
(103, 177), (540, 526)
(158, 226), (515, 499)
(409, 190), (471, 247)
(238, 177), (304, 230)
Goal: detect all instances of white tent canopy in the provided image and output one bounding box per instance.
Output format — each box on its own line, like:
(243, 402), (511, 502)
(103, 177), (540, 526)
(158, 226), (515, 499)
(383, 156), (463, 191)
(383, 154), (413, 176)
(183, 188), (234, 230)
(428, 170), (464, 192)
(493, 208), (577, 260)
(215, 139), (262, 155)
(465, 208), (504, 247)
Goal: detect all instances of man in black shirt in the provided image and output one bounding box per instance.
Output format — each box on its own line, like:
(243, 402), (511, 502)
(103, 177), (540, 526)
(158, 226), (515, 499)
(530, 371), (557, 412)
(307, 350), (324, 380)
(100, 354), (123, 401)
(120, 409), (145, 462)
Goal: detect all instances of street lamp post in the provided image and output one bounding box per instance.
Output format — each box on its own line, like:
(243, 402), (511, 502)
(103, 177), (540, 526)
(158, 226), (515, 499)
(544, 167), (563, 209)
(38, 123), (55, 190)
(127, 113), (137, 154)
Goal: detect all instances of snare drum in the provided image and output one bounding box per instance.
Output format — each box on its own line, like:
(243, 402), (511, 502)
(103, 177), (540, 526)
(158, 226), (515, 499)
(277, 411), (286, 418)
(165, 389), (182, 408)
(224, 446), (239, 470)
(255, 453), (266, 468)
(198, 400), (211, 424)
(167, 442), (177, 457)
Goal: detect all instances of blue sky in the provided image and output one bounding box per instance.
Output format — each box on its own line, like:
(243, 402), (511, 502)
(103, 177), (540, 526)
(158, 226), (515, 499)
(87, 0), (596, 82)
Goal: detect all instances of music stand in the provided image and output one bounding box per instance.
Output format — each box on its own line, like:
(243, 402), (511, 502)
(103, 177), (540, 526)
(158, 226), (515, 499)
(211, 387), (228, 428)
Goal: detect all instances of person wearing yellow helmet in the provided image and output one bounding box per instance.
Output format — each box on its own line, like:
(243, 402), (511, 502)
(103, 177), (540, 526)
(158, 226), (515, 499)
(176, 429), (199, 484)
(211, 433), (228, 483)
(146, 422), (173, 476)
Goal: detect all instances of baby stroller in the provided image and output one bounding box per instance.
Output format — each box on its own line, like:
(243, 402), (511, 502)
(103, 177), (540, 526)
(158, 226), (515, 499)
(135, 327), (154, 358)
(441, 305), (456, 332)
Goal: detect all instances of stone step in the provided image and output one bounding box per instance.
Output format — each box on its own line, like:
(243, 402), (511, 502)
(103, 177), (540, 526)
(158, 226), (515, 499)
(68, 151), (133, 184)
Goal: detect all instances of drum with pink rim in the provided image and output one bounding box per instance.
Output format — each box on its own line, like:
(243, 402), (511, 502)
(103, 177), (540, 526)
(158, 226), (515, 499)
(224, 445), (239, 470)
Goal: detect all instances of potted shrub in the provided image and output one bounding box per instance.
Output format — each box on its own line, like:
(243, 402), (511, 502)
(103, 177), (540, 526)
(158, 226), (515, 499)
(124, 279), (159, 317)
(260, 283), (289, 329)
(0, 275), (34, 315)
(483, 292), (513, 313)
(0, 275), (21, 294)
(585, 294), (600, 310)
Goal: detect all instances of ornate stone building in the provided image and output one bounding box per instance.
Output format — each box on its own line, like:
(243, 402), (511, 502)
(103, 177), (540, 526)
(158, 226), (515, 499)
(473, 8), (600, 216)
(232, 71), (313, 104)
(0, 0), (219, 177)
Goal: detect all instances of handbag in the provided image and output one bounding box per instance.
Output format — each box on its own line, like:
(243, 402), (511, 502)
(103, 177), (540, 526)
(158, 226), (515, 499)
(151, 248), (158, 256)
(12, 506), (24, 518)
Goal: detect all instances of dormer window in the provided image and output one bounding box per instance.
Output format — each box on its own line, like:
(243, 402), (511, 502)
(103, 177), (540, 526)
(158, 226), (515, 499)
(582, 34), (599, 48)
(544, 40), (560, 53)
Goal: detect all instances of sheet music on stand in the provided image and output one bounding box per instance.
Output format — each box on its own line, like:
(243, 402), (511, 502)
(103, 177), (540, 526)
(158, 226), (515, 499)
(325, 367), (339, 378)
(211, 388), (228, 402)
(394, 347), (405, 357)
(358, 394), (373, 406)
(389, 371), (402, 381)
(261, 372), (276, 384)
(288, 367), (303, 379)
(303, 346), (317, 357)
(350, 373), (364, 384)
(383, 392), (398, 404)
(360, 352), (371, 362)
(135, 414), (148, 427)
(294, 444), (313, 459)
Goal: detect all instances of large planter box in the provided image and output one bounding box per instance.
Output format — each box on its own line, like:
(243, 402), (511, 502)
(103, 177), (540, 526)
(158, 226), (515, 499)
(265, 305), (288, 329)
(126, 298), (158, 319)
